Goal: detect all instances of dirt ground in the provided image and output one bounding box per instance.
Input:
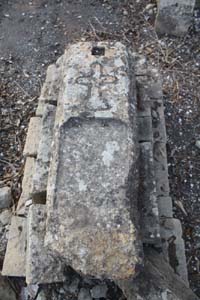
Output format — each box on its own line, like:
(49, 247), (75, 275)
(0, 0), (200, 297)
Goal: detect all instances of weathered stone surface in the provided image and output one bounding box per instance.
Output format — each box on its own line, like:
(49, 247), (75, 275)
(90, 284), (108, 299)
(139, 142), (160, 243)
(0, 274), (17, 300)
(137, 116), (153, 142)
(26, 204), (65, 284)
(23, 117), (42, 157)
(155, 0), (195, 36)
(17, 157), (35, 215)
(160, 218), (188, 284)
(158, 196), (173, 218)
(32, 105), (56, 203)
(151, 100), (167, 143)
(118, 248), (199, 300)
(0, 186), (12, 209)
(153, 141), (170, 196)
(36, 56), (64, 116)
(2, 216), (26, 277)
(45, 42), (142, 280)
(0, 209), (12, 226)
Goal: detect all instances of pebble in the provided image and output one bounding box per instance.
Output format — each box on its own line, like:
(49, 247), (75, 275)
(90, 284), (108, 299)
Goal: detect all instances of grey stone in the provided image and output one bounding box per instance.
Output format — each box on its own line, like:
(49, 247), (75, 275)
(139, 142), (160, 243)
(153, 142), (170, 196)
(36, 55), (64, 116)
(0, 274), (17, 300)
(26, 204), (65, 284)
(136, 68), (163, 100)
(17, 157), (35, 215)
(23, 117), (42, 157)
(0, 186), (12, 209)
(90, 284), (108, 299)
(32, 105), (56, 203)
(0, 209), (12, 226)
(151, 100), (167, 143)
(137, 116), (153, 142)
(158, 196), (173, 218)
(45, 41), (142, 280)
(78, 288), (92, 300)
(2, 216), (26, 277)
(118, 248), (199, 300)
(155, 0), (195, 36)
(160, 218), (188, 284)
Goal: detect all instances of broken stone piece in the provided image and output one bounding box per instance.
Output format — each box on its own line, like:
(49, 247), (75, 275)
(0, 274), (17, 300)
(23, 117), (42, 157)
(155, 0), (196, 36)
(0, 186), (12, 209)
(45, 41), (142, 280)
(32, 105), (56, 203)
(26, 204), (65, 284)
(2, 216), (26, 277)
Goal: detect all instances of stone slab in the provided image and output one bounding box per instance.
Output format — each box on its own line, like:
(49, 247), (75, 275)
(23, 117), (42, 157)
(32, 105), (56, 203)
(0, 274), (17, 300)
(45, 42), (142, 280)
(139, 142), (160, 243)
(160, 218), (188, 285)
(155, 0), (196, 36)
(2, 216), (26, 277)
(26, 204), (65, 284)
(16, 157), (35, 215)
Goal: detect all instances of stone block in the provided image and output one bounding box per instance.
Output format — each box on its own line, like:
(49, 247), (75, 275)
(0, 186), (12, 209)
(32, 105), (56, 204)
(160, 218), (188, 285)
(151, 100), (167, 143)
(45, 41), (142, 280)
(23, 117), (42, 157)
(36, 57), (64, 116)
(153, 141), (170, 196)
(137, 116), (153, 142)
(2, 216), (26, 277)
(26, 204), (65, 284)
(158, 196), (173, 218)
(139, 142), (160, 243)
(16, 157), (35, 215)
(136, 68), (163, 101)
(155, 0), (196, 36)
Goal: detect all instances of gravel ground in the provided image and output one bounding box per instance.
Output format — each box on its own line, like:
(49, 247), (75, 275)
(0, 0), (200, 297)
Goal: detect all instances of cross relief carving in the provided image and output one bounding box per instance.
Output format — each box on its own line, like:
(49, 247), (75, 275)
(75, 61), (118, 111)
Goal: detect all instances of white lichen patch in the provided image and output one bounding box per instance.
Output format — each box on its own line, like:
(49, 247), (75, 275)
(77, 179), (87, 192)
(102, 141), (120, 167)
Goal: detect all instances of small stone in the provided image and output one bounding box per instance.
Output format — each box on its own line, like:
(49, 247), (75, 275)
(195, 140), (200, 149)
(78, 288), (92, 300)
(0, 209), (12, 226)
(90, 284), (108, 299)
(0, 187), (12, 209)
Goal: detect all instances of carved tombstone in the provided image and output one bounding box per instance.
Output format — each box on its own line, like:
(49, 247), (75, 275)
(45, 42), (142, 280)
